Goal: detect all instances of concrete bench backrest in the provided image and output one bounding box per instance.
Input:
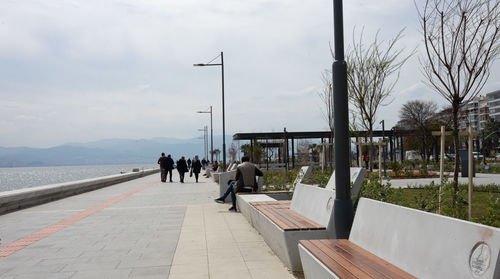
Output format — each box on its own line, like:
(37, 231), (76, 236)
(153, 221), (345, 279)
(324, 167), (366, 198)
(230, 163), (238, 171)
(350, 198), (500, 279)
(289, 183), (335, 228)
(293, 166), (312, 186)
(218, 170), (237, 191)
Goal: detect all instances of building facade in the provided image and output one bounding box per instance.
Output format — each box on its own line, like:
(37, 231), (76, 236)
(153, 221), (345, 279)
(457, 90), (500, 131)
(488, 89), (500, 122)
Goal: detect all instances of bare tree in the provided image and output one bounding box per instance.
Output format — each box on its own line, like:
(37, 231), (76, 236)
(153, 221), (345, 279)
(344, 27), (414, 171)
(399, 100), (438, 160)
(418, 0), (500, 193)
(317, 69), (334, 169)
(228, 143), (238, 162)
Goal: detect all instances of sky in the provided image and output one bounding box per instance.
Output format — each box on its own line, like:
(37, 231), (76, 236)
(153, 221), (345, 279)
(1, 0), (499, 148)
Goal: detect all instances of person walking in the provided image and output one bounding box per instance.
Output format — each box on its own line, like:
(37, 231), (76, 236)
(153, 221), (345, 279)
(165, 154), (175, 182)
(191, 155), (202, 183)
(176, 156), (188, 183)
(212, 161), (219, 172)
(187, 158), (192, 170)
(157, 153), (167, 182)
(201, 158), (207, 170)
(214, 156), (263, 211)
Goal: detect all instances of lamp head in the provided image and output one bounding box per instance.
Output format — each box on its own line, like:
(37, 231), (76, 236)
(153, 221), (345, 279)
(193, 63), (206, 66)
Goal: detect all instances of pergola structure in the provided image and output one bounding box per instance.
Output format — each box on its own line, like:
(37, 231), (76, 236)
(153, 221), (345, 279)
(232, 128), (421, 169)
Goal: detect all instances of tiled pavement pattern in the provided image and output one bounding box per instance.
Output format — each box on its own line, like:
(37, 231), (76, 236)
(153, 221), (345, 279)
(169, 204), (294, 279)
(0, 172), (296, 278)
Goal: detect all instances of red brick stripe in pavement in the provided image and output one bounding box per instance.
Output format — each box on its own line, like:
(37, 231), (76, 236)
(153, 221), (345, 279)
(0, 180), (159, 258)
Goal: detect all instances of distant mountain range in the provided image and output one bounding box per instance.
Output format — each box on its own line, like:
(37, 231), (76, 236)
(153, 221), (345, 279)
(0, 136), (233, 167)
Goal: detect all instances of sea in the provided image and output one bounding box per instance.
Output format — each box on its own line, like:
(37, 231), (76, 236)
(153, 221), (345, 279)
(0, 164), (157, 193)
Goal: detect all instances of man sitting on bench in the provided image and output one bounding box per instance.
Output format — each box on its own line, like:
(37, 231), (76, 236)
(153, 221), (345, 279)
(214, 156), (263, 211)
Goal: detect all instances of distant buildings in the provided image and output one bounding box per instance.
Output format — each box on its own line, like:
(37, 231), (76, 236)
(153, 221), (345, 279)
(458, 89), (500, 131)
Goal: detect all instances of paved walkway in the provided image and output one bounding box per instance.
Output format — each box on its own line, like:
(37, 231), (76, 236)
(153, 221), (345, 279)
(0, 172), (295, 279)
(388, 172), (500, 188)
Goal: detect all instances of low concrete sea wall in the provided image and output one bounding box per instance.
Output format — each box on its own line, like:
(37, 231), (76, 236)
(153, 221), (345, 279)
(0, 168), (160, 215)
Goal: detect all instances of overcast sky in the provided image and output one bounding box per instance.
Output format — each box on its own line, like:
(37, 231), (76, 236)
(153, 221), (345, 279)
(1, 0), (499, 148)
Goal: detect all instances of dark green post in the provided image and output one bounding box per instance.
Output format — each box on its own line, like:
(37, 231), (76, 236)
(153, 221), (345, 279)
(332, 0), (353, 239)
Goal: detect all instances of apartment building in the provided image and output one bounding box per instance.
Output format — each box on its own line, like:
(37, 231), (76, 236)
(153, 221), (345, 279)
(488, 89), (500, 122)
(458, 95), (489, 130)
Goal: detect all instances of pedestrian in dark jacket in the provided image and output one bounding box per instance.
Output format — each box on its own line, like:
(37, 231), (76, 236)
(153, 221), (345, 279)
(176, 156), (188, 183)
(187, 158), (192, 170)
(191, 155), (202, 183)
(201, 158), (207, 170)
(157, 153), (167, 182)
(165, 154), (175, 182)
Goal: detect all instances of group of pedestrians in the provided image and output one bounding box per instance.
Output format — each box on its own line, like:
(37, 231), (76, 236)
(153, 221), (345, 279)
(158, 153), (264, 212)
(157, 153), (203, 183)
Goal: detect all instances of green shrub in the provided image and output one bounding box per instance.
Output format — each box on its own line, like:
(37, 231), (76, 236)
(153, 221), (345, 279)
(473, 194), (500, 228)
(304, 167), (333, 188)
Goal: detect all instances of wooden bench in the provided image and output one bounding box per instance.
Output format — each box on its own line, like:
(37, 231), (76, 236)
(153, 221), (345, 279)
(237, 183), (335, 271)
(299, 239), (416, 279)
(236, 168), (367, 271)
(250, 201), (325, 231)
(299, 198), (500, 279)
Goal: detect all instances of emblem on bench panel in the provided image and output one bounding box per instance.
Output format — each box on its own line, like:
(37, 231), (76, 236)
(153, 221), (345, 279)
(469, 241), (490, 277)
(326, 197), (333, 211)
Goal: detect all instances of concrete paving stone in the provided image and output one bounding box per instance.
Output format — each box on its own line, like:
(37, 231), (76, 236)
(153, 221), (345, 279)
(60, 260), (121, 272)
(129, 266), (170, 279)
(0, 267), (13, 276)
(117, 256), (173, 269)
(209, 266), (252, 279)
(248, 267), (295, 279)
(168, 263), (209, 279)
(10, 271), (76, 279)
(139, 250), (176, 260)
(171, 248), (208, 265)
(2, 262), (66, 275)
(70, 268), (132, 279)
(239, 246), (278, 262)
(244, 258), (289, 270)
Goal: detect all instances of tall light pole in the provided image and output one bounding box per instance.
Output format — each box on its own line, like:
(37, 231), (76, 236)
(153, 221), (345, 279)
(194, 52), (226, 171)
(380, 120), (387, 178)
(197, 106), (214, 163)
(332, 0), (353, 239)
(198, 126), (208, 160)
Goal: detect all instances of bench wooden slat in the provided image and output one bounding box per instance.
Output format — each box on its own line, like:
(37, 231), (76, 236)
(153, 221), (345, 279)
(255, 205), (295, 230)
(250, 200), (291, 207)
(313, 239), (397, 279)
(300, 240), (358, 279)
(259, 204), (318, 231)
(255, 204), (303, 231)
(307, 240), (374, 279)
(332, 240), (416, 279)
(251, 201), (326, 231)
(284, 208), (324, 230)
(300, 239), (416, 279)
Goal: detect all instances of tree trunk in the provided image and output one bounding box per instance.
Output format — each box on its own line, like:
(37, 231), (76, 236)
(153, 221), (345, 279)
(452, 102), (460, 198)
(369, 123), (374, 172)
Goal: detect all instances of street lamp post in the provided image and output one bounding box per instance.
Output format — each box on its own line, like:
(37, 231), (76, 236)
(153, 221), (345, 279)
(332, 0), (353, 239)
(197, 106), (214, 164)
(194, 52), (226, 171)
(380, 120), (387, 178)
(198, 126), (208, 160)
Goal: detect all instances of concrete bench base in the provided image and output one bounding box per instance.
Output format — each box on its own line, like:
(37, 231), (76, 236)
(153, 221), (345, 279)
(237, 186), (335, 272)
(298, 244), (340, 279)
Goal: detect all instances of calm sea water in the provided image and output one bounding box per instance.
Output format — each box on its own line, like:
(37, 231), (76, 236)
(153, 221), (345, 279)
(0, 164), (157, 193)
